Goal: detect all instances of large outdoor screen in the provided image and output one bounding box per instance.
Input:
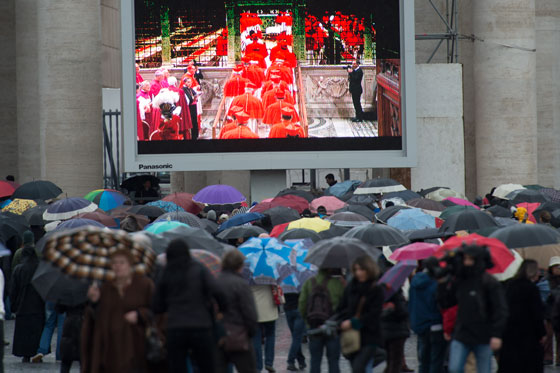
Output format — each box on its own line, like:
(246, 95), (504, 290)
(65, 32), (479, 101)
(121, 0), (416, 171)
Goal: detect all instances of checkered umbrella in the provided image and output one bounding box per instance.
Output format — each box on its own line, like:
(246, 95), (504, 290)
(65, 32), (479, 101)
(156, 249), (221, 277)
(43, 226), (156, 282)
(540, 188), (560, 203)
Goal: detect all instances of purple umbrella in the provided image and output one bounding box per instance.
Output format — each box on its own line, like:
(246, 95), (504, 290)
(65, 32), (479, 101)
(193, 184), (246, 205)
(378, 259), (417, 301)
(43, 197), (98, 221)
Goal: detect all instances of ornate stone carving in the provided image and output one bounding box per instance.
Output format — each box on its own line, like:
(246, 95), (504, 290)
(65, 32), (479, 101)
(308, 76), (349, 99)
(200, 78), (223, 106)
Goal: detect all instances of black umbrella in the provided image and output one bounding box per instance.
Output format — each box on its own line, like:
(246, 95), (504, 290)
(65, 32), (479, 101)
(200, 219), (218, 234)
(375, 205), (411, 223)
(406, 228), (451, 242)
(327, 212), (371, 227)
(506, 189), (549, 204)
(12, 180), (62, 201)
(489, 224), (560, 248)
(120, 175), (160, 193)
(275, 189), (315, 202)
(262, 206), (301, 226)
(532, 202), (560, 221)
(485, 205), (512, 218)
(0, 212), (30, 243)
(381, 190), (422, 202)
(318, 225), (351, 239)
(305, 237), (382, 268)
(540, 188), (560, 203)
(334, 205), (375, 221)
(155, 211), (203, 228)
(203, 203), (243, 213)
(22, 204), (49, 226)
(278, 228), (322, 243)
(31, 261), (89, 306)
(128, 205), (166, 219)
(346, 194), (377, 208)
(161, 225), (224, 256)
(439, 210), (498, 233)
(406, 198), (446, 212)
(343, 224), (409, 247)
(216, 225), (267, 240)
(417, 186), (449, 197)
(354, 178), (406, 195)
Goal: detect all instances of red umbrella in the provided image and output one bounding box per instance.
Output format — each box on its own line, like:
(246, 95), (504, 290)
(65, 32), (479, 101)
(162, 193), (203, 214)
(516, 202), (540, 224)
(310, 196), (347, 215)
(251, 195), (309, 214)
(0, 181), (16, 198)
(435, 233), (514, 275)
(389, 242), (439, 262)
(270, 222), (290, 237)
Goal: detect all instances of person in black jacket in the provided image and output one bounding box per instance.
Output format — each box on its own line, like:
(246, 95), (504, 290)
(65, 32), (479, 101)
(338, 255), (384, 373)
(347, 60), (364, 122)
(437, 245), (508, 373)
(381, 289), (410, 373)
(498, 259), (545, 373)
(57, 303), (85, 373)
(153, 238), (227, 373)
(216, 249), (258, 373)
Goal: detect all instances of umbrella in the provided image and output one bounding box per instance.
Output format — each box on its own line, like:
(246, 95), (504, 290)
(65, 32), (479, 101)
(279, 228), (322, 243)
(318, 225), (351, 239)
(506, 189), (549, 204)
(22, 204), (49, 226)
(161, 193), (203, 214)
(56, 218), (106, 230)
(346, 195), (377, 209)
(193, 184), (246, 205)
(31, 261), (89, 306)
(262, 206), (301, 226)
(251, 195), (309, 214)
(83, 189), (130, 212)
(436, 233), (515, 275)
(146, 200), (185, 213)
(516, 202), (540, 224)
(335, 205), (374, 221)
(200, 219), (218, 234)
(494, 250), (524, 281)
(425, 188), (466, 202)
(305, 237), (382, 269)
(128, 205), (166, 218)
(279, 240), (317, 293)
(0, 212), (31, 242)
(145, 221), (190, 234)
(310, 196), (347, 215)
(439, 205), (478, 221)
(217, 212), (265, 233)
(191, 249), (222, 276)
(324, 180), (362, 198)
(43, 226), (156, 281)
(216, 225), (267, 240)
(160, 225), (224, 255)
(406, 228), (450, 242)
(12, 180), (63, 201)
(439, 210), (498, 233)
(540, 188), (560, 203)
(354, 178), (406, 195)
(0, 181), (16, 198)
(389, 242), (439, 261)
(533, 202), (560, 217)
(343, 224), (409, 247)
(72, 211), (118, 228)
(203, 203), (244, 213)
(387, 209), (436, 231)
(120, 175), (160, 193)
(381, 190), (422, 202)
(417, 186), (449, 197)
(287, 218), (331, 233)
(442, 197), (480, 210)
(379, 260), (417, 301)
(326, 212), (371, 227)
(489, 224), (560, 248)
(276, 189), (315, 202)
(375, 205), (412, 223)
(239, 237), (292, 285)
(1, 198), (37, 215)
(155, 211), (203, 228)
(492, 184), (526, 199)
(406, 198), (446, 212)
(485, 205), (512, 218)
(43, 198), (98, 221)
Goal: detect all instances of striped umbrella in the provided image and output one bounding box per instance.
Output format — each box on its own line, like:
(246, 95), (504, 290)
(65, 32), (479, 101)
(43, 198), (98, 221)
(84, 189), (130, 212)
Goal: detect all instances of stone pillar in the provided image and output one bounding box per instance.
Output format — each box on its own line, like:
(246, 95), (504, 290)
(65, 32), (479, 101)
(16, 0), (103, 197)
(363, 15), (373, 64)
(472, 0), (537, 194)
(226, 1), (239, 66)
(292, 0), (306, 63)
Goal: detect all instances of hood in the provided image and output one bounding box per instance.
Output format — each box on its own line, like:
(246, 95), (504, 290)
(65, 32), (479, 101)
(411, 271), (434, 290)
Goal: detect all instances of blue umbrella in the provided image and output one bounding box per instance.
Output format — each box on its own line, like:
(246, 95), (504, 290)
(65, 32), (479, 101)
(43, 197), (98, 221)
(239, 237), (292, 285)
(279, 239), (318, 293)
(216, 212), (265, 233)
(325, 180), (362, 198)
(379, 259), (417, 301)
(387, 208), (435, 231)
(146, 200), (185, 213)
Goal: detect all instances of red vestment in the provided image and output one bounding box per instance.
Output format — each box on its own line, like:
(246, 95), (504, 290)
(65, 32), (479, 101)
(228, 93), (264, 119)
(224, 75), (250, 97)
(242, 65), (266, 88)
(149, 79), (162, 98)
(262, 101), (300, 125)
(261, 80), (290, 96)
(266, 64), (293, 84)
(221, 125), (260, 139)
(269, 122), (305, 138)
(245, 41), (268, 59)
(150, 115), (181, 141)
(218, 123), (238, 139)
(136, 72), (144, 84)
(168, 86), (193, 139)
(262, 89), (295, 109)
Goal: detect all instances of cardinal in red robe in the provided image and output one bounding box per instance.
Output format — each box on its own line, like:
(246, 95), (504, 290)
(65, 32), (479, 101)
(245, 37), (268, 59)
(167, 82), (192, 139)
(224, 65), (250, 97)
(269, 107), (305, 138)
(263, 91), (300, 125)
(266, 64), (293, 85)
(261, 74), (291, 96)
(262, 87), (295, 109)
(242, 61), (266, 89)
(228, 84), (264, 120)
(221, 110), (260, 139)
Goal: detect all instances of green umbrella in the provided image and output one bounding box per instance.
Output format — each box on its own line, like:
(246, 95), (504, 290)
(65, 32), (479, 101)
(144, 221), (189, 234)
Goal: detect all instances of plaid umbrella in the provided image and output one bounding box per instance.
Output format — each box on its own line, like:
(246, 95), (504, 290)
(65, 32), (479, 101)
(162, 193), (204, 214)
(193, 184), (246, 205)
(239, 237), (292, 285)
(43, 226), (156, 281)
(0, 181), (16, 198)
(12, 180), (62, 201)
(540, 188), (560, 203)
(378, 259), (417, 301)
(155, 211), (203, 228)
(354, 178), (406, 195)
(146, 200), (185, 213)
(157, 250), (221, 276)
(1, 199), (37, 215)
(84, 189), (130, 212)
(43, 198), (98, 221)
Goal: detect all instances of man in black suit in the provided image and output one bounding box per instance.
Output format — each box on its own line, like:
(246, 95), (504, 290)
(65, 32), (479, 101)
(347, 59), (364, 122)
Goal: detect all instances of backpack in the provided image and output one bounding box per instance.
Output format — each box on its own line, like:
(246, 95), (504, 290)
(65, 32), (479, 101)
(306, 277), (334, 328)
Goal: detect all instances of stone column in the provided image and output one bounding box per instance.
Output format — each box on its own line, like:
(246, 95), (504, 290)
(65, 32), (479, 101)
(16, 0), (103, 197)
(226, 1), (239, 66)
(363, 15), (374, 64)
(292, 0), (306, 63)
(472, 0), (538, 194)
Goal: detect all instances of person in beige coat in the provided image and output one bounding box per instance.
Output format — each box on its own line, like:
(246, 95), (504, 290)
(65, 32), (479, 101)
(251, 285), (279, 372)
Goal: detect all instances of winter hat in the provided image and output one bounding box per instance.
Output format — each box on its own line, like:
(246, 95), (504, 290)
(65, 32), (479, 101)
(23, 230), (34, 245)
(549, 256), (560, 268)
(207, 210), (217, 221)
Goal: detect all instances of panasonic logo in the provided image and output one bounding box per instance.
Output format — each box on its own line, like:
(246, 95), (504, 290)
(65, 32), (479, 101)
(138, 163), (173, 170)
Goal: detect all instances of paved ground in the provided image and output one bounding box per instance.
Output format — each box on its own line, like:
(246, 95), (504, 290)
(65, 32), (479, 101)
(2, 314), (560, 372)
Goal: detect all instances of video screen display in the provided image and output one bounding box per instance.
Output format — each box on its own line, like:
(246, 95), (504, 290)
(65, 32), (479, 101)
(132, 0), (403, 155)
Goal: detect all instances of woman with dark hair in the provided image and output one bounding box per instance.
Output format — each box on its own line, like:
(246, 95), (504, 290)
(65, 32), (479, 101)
(337, 256), (384, 373)
(216, 249), (258, 373)
(152, 238), (227, 373)
(498, 259), (545, 373)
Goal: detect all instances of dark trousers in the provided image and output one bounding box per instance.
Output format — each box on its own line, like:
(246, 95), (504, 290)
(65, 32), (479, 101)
(0, 320), (3, 373)
(285, 309), (306, 366)
(351, 90), (363, 120)
(252, 321), (276, 370)
(216, 346), (257, 373)
(544, 320), (560, 363)
(60, 360), (72, 373)
(189, 104), (198, 140)
(166, 328), (216, 373)
(308, 335), (340, 373)
(417, 330), (447, 373)
(385, 338), (407, 373)
(349, 345), (377, 373)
